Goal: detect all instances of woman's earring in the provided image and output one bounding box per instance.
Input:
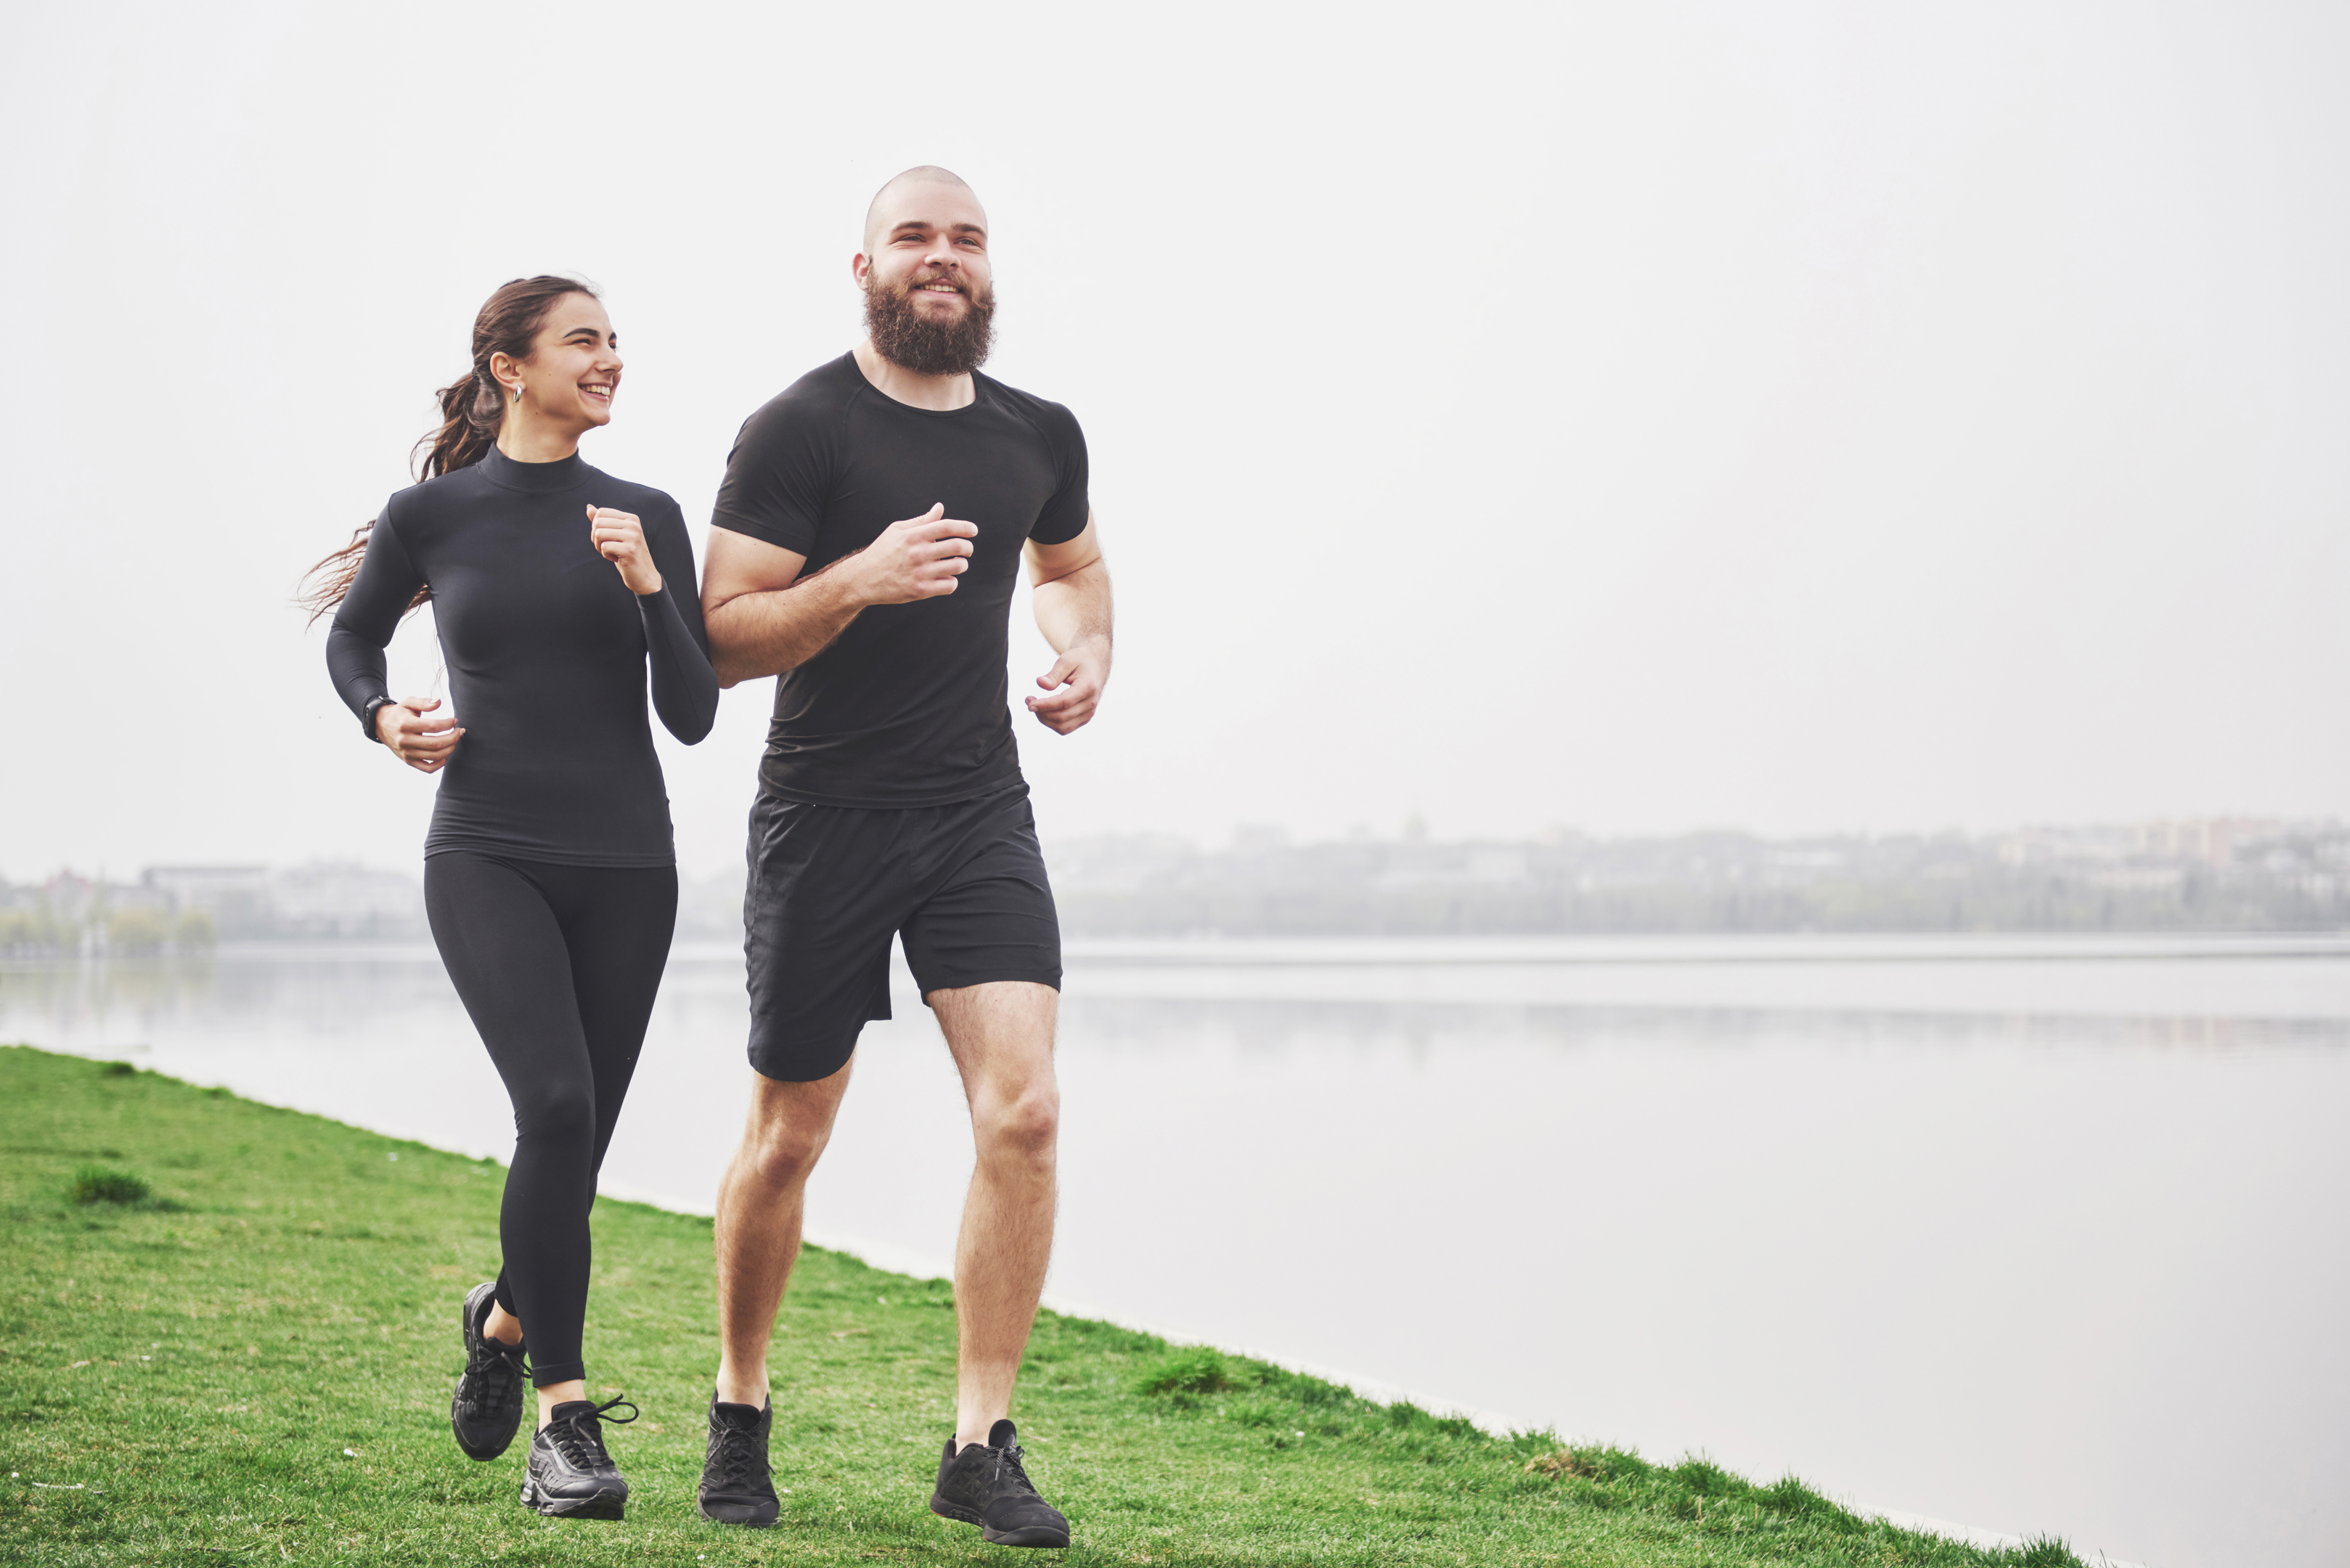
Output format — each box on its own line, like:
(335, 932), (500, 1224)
(509, 382), (522, 404)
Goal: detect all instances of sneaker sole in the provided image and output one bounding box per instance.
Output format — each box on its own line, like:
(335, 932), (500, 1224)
(984, 1522), (1072, 1548)
(931, 1497), (1069, 1548)
(698, 1495), (780, 1528)
(521, 1481), (626, 1522)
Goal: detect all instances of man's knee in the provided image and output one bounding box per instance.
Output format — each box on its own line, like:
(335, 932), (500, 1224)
(737, 1116), (830, 1190)
(733, 1069), (850, 1192)
(976, 1082), (1059, 1168)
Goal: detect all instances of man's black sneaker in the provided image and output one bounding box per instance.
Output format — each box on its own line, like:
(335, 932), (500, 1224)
(450, 1282), (529, 1461)
(698, 1392), (780, 1527)
(519, 1396), (636, 1520)
(930, 1419), (1070, 1548)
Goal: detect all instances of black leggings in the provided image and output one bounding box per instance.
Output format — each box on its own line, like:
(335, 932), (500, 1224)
(423, 852), (677, 1387)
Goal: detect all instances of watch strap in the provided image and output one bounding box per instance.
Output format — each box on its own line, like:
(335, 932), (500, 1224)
(361, 693), (397, 743)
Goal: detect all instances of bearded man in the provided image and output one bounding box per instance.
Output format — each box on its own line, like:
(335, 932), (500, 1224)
(691, 167), (1109, 1548)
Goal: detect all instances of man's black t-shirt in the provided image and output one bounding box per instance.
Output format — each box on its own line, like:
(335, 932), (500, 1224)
(711, 353), (1090, 808)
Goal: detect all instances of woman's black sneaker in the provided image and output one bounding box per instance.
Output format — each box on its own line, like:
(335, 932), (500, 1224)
(450, 1282), (529, 1461)
(520, 1396), (636, 1520)
(929, 1420), (1070, 1548)
(698, 1392), (780, 1527)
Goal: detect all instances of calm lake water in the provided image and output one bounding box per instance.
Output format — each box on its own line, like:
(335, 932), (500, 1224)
(9, 934), (2347, 1568)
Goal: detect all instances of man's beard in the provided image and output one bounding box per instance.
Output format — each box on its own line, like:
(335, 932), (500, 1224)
(865, 273), (996, 377)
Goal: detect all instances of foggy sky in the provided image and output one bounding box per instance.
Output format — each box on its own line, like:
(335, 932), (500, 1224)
(5, 1), (2346, 881)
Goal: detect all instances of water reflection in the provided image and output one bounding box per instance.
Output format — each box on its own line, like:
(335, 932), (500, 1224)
(1063, 992), (2350, 1054)
(4, 942), (2345, 1568)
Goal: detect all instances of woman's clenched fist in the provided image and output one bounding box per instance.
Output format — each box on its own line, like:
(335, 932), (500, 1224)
(589, 506), (662, 595)
(376, 696), (464, 773)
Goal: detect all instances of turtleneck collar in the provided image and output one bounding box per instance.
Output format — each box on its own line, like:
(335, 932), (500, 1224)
(478, 446), (589, 494)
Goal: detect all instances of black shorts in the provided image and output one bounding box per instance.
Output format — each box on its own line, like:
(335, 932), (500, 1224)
(742, 783), (1061, 1082)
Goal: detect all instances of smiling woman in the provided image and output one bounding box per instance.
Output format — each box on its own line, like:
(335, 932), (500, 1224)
(299, 276), (609, 622)
(295, 274), (719, 1526)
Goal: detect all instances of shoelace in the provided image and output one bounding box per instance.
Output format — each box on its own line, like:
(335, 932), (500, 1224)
(458, 1337), (529, 1419)
(990, 1442), (1042, 1500)
(705, 1418), (771, 1493)
(547, 1395), (638, 1470)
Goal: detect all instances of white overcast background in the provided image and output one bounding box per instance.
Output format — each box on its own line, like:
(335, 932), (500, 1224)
(4, 1), (2345, 882)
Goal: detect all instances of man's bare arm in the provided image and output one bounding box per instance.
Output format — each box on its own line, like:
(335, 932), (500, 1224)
(700, 528), (827, 689)
(1025, 512), (1111, 735)
(701, 505), (978, 688)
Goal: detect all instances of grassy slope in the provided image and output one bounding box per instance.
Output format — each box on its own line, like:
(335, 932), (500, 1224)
(0, 1046), (2081, 1567)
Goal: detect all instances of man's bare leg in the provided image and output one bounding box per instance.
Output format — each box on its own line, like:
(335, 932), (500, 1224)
(931, 981), (1060, 1451)
(714, 1061), (855, 1408)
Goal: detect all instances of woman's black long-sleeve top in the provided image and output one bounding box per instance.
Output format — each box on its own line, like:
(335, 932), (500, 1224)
(325, 448), (719, 867)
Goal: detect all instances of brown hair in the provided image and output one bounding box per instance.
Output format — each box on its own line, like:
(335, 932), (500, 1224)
(298, 275), (598, 623)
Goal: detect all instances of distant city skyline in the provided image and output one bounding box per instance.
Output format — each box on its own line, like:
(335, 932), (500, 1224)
(15, 814), (2342, 947)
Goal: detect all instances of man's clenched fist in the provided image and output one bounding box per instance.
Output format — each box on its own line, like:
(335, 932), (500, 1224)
(848, 504), (976, 605)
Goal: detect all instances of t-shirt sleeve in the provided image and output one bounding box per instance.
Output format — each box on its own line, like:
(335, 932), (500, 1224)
(709, 396), (833, 558)
(635, 496), (719, 746)
(1028, 401), (1091, 547)
(324, 503), (424, 736)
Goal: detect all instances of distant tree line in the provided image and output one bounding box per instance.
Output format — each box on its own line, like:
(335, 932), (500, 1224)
(1044, 821), (2350, 936)
(8, 819), (2343, 951)
(0, 903), (215, 956)
(0, 865), (410, 956)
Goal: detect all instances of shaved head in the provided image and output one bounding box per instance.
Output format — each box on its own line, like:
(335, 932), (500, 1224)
(863, 166), (984, 252)
(854, 166), (997, 377)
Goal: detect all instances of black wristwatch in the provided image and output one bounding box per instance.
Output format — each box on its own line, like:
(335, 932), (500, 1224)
(362, 693), (399, 743)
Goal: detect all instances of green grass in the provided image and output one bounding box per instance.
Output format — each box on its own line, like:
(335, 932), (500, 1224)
(67, 1165), (152, 1207)
(0, 1044), (2083, 1565)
